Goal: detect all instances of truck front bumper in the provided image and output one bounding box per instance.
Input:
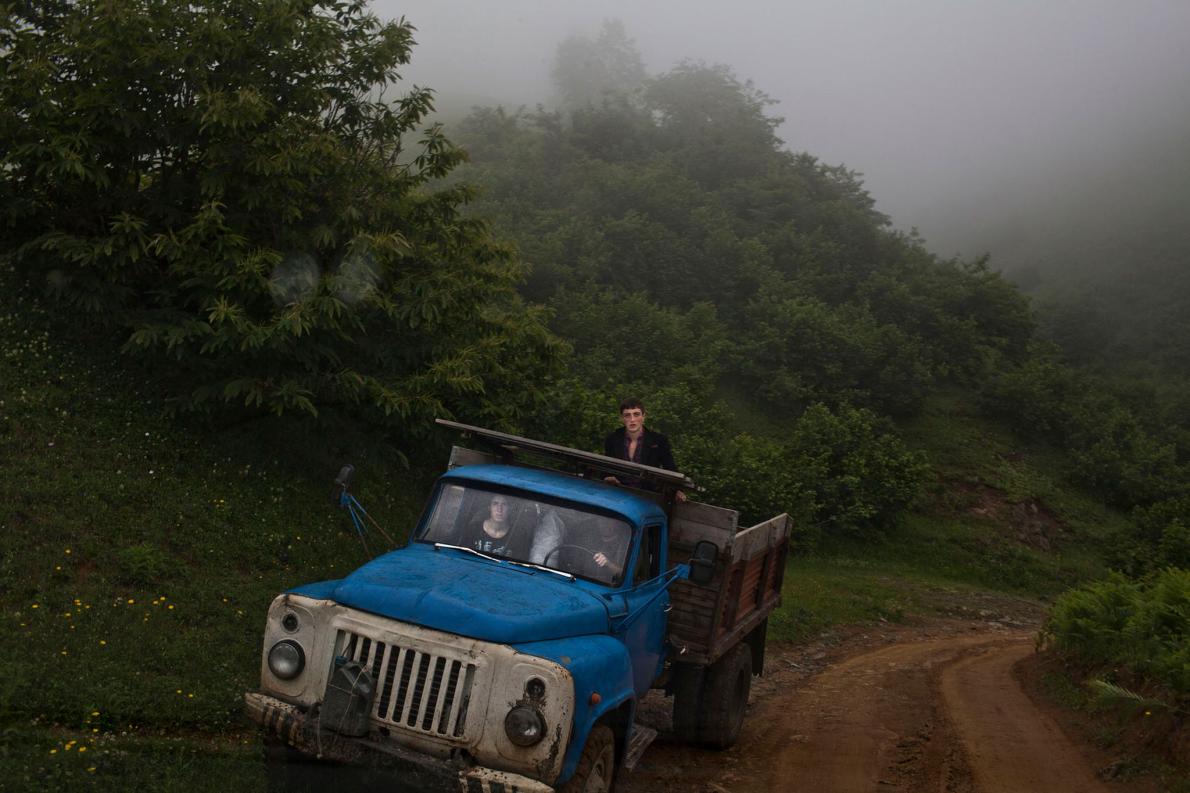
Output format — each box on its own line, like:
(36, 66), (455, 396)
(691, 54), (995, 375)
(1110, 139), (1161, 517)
(245, 691), (554, 793)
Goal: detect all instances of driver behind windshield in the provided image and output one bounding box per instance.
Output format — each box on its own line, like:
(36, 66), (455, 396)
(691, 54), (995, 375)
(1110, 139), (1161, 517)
(573, 516), (629, 584)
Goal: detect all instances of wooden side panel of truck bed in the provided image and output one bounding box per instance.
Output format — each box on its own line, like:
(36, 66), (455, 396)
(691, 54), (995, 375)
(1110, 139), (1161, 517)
(669, 503), (791, 666)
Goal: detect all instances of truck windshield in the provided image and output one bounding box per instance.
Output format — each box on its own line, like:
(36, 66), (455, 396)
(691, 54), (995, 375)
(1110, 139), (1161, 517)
(417, 482), (633, 586)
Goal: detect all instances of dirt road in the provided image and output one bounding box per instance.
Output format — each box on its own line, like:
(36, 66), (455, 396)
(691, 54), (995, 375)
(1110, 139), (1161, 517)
(624, 621), (1124, 793)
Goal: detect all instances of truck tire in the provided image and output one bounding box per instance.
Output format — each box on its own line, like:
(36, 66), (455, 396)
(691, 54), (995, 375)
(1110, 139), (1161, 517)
(697, 642), (752, 749)
(557, 723), (616, 793)
(670, 662), (704, 742)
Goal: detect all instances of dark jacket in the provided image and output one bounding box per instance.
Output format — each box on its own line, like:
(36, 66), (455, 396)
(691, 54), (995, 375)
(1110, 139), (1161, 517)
(603, 427), (677, 471)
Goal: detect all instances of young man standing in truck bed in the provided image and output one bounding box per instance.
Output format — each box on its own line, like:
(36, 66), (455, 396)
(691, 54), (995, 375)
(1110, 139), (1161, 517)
(602, 397), (686, 500)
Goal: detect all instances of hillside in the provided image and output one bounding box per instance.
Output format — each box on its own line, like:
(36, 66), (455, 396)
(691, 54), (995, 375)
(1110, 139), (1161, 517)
(0, 262), (1149, 789)
(1, 6), (1186, 790)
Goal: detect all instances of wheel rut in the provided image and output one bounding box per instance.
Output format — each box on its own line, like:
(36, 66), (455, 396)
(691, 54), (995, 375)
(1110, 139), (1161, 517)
(624, 624), (1120, 793)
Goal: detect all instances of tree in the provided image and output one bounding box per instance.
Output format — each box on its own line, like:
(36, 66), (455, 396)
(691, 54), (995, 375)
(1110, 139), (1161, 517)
(551, 19), (647, 111)
(643, 62), (786, 188)
(0, 0), (561, 426)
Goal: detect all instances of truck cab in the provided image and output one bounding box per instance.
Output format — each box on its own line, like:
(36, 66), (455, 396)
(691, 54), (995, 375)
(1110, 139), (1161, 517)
(246, 422), (789, 792)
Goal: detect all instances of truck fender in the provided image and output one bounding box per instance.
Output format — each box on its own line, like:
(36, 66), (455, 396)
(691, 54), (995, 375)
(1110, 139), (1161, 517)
(513, 634), (637, 784)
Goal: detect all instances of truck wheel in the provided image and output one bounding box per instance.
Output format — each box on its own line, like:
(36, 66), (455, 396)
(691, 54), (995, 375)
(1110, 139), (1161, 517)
(670, 662), (704, 742)
(698, 642), (752, 749)
(557, 723), (615, 793)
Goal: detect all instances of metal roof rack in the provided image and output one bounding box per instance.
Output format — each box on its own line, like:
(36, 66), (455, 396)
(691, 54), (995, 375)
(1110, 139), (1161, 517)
(435, 418), (695, 491)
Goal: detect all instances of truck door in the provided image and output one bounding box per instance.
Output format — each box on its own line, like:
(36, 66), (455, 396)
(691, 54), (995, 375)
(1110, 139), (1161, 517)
(620, 522), (668, 696)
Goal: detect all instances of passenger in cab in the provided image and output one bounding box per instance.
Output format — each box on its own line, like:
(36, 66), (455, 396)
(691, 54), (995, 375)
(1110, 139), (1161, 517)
(464, 494), (527, 557)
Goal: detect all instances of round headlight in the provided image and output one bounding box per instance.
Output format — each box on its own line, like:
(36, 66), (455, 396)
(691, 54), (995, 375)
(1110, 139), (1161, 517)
(504, 704), (545, 747)
(268, 639), (305, 680)
(281, 613), (299, 632)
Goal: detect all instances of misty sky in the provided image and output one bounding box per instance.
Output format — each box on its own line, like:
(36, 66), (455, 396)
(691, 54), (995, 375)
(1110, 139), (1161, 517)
(373, 1), (1190, 271)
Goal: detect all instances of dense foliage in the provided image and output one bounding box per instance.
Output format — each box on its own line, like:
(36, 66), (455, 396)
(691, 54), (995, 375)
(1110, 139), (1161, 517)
(439, 22), (1190, 571)
(446, 23), (1038, 540)
(1042, 569), (1190, 700)
(0, 0), (561, 428)
(981, 353), (1189, 572)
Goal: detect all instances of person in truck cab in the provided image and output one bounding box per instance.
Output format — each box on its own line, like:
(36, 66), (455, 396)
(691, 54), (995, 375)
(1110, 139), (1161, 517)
(463, 493), (527, 557)
(603, 397), (687, 501)
(572, 513), (630, 585)
(527, 502), (564, 565)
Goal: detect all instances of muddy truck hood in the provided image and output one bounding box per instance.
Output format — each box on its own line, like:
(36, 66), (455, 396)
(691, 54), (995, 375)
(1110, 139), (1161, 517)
(303, 544), (613, 644)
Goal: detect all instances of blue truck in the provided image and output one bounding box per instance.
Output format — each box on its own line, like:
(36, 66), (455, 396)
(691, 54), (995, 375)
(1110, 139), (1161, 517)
(245, 421), (791, 792)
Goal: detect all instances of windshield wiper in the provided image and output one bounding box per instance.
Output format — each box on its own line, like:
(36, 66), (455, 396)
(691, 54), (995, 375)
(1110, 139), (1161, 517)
(432, 543), (575, 580)
(504, 559), (575, 581)
(433, 542), (501, 562)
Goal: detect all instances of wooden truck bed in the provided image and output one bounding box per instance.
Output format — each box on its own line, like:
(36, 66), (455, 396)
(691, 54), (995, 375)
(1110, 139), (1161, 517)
(668, 501), (791, 666)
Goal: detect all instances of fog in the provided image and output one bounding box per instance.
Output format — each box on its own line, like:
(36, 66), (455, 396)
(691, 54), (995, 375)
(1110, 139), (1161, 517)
(373, 0), (1190, 276)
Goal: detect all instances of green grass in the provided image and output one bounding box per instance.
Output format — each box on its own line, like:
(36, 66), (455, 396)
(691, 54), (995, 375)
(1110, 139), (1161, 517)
(770, 548), (1049, 644)
(0, 290), (429, 787)
(0, 729), (267, 793)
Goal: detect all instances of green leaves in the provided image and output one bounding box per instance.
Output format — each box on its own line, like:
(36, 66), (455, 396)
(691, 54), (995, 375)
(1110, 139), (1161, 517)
(1043, 568), (1190, 700)
(699, 403), (927, 546)
(1, 0), (562, 431)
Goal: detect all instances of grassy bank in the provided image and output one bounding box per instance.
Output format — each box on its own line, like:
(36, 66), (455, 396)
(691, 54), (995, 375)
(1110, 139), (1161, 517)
(0, 293), (429, 788)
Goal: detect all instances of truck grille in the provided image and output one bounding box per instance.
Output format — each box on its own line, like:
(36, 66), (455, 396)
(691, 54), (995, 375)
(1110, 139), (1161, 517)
(336, 630), (478, 741)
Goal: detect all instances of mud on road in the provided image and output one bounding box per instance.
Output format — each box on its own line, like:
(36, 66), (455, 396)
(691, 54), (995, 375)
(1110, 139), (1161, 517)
(624, 619), (1151, 793)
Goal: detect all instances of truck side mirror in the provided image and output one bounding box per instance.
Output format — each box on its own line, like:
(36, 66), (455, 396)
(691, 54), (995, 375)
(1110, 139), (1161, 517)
(689, 540), (718, 586)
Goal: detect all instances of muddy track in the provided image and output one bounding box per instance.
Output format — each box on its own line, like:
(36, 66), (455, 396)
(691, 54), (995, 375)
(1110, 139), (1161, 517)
(624, 622), (1120, 793)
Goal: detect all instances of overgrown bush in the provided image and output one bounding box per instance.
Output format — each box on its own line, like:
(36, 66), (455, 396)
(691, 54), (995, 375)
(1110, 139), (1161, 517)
(734, 296), (934, 416)
(691, 405), (927, 548)
(1111, 497), (1190, 574)
(1043, 569), (1190, 698)
(984, 354), (1185, 507)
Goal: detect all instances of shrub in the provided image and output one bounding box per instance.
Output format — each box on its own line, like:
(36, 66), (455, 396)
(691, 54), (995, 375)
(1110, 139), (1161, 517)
(734, 297), (934, 416)
(1043, 573), (1140, 665)
(1044, 569), (1190, 698)
(116, 542), (171, 585)
(699, 403), (927, 546)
